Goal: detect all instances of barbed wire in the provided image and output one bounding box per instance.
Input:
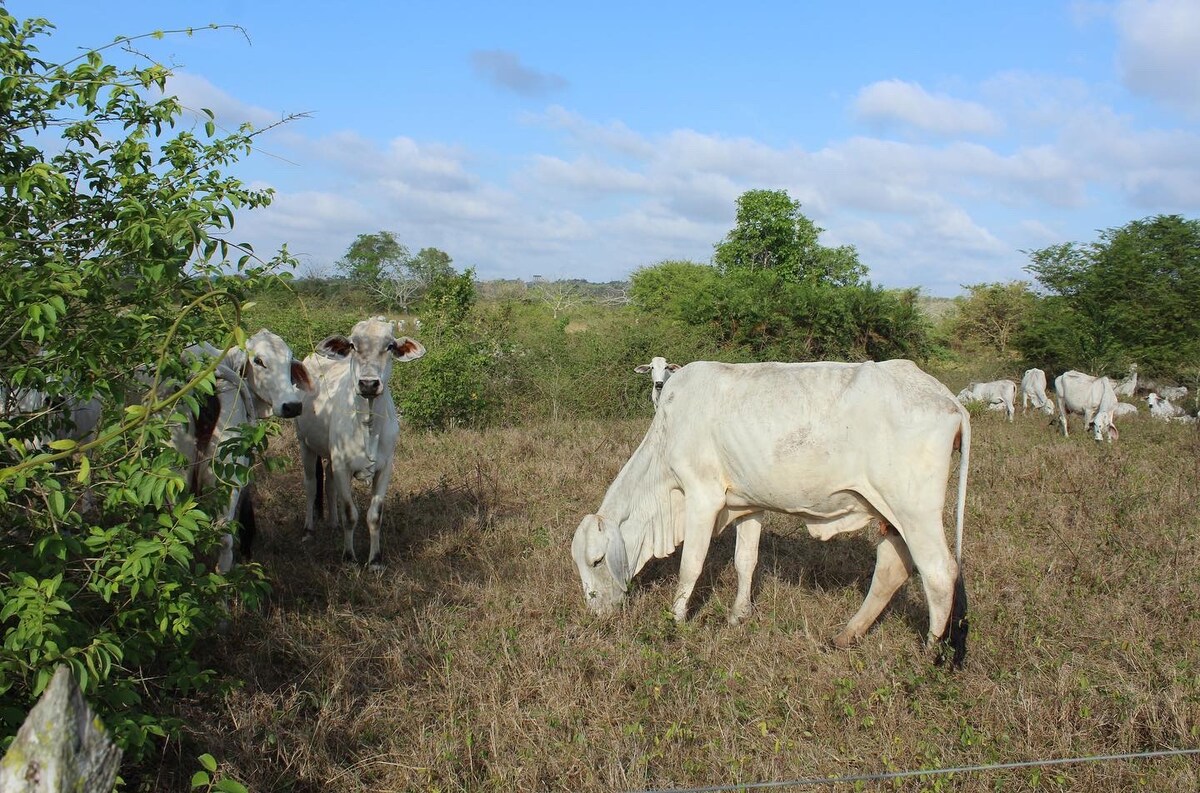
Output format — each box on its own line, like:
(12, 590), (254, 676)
(625, 747), (1200, 792)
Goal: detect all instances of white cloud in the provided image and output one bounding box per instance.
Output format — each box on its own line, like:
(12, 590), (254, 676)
(1114, 0), (1200, 114)
(164, 72), (279, 130)
(853, 79), (1004, 136)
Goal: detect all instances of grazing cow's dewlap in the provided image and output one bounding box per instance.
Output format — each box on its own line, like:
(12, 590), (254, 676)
(1054, 370), (1119, 442)
(294, 317), (426, 569)
(572, 359), (971, 669)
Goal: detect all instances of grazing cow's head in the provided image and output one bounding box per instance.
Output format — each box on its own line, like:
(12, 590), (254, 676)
(1040, 397), (1056, 415)
(316, 317), (426, 399)
(633, 357), (681, 408)
(571, 513), (629, 615)
(226, 330), (316, 420)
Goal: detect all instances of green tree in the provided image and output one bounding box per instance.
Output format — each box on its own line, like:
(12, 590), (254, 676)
(950, 281), (1037, 357)
(336, 230), (409, 287)
(713, 189), (866, 287)
(0, 13), (288, 762)
(1018, 215), (1200, 375)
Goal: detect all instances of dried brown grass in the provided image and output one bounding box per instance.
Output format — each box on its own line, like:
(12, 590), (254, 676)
(157, 408), (1199, 792)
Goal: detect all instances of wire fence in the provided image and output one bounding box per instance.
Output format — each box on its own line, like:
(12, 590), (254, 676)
(626, 747), (1200, 792)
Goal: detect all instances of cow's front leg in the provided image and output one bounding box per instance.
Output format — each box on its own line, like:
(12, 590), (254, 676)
(365, 459), (395, 570)
(728, 514), (763, 625)
(672, 496), (723, 622)
(333, 470), (358, 563)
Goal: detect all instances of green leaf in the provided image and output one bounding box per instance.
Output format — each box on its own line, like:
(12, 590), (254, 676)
(48, 438), (77, 451)
(190, 771), (211, 789)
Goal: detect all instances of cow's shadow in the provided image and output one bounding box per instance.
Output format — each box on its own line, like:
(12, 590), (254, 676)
(632, 516), (929, 644)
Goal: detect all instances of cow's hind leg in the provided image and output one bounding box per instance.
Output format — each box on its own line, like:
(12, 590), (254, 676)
(728, 514), (763, 625)
(832, 527), (913, 648)
(897, 513), (968, 668)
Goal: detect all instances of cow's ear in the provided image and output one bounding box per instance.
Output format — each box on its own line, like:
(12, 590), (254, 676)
(634, 364), (652, 374)
(316, 336), (353, 360)
(290, 360), (316, 393)
(666, 363), (682, 373)
(391, 337), (426, 362)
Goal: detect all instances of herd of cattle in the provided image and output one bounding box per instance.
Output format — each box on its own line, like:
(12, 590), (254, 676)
(5, 334), (1196, 670)
(954, 363), (1195, 442)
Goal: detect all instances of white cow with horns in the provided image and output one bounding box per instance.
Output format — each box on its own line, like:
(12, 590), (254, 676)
(633, 356), (681, 409)
(1020, 368), (1055, 416)
(295, 317), (425, 569)
(1053, 370), (1119, 442)
(956, 379), (1016, 421)
(571, 360), (971, 668)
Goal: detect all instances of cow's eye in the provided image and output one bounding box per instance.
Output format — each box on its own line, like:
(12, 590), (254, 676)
(253, 356), (265, 368)
(590, 556), (604, 569)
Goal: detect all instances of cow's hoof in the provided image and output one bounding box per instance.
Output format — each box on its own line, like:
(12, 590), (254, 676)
(368, 554), (385, 572)
(341, 551), (357, 565)
(830, 631), (858, 650)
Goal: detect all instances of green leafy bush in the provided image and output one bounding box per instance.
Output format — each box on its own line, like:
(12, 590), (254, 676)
(0, 13), (287, 761)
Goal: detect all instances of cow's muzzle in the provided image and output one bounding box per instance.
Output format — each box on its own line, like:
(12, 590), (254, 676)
(357, 378), (382, 398)
(280, 401), (302, 418)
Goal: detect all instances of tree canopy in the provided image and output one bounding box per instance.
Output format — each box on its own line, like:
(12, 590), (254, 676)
(713, 189), (866, 287)
(1018, 214), (1200, 376)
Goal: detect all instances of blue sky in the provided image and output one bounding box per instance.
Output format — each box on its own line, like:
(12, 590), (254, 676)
(12, 1), (1200, 295)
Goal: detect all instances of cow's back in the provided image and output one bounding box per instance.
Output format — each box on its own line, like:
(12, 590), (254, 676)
(654, 360), (964, 505)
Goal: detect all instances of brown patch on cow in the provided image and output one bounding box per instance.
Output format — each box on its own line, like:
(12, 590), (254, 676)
(953, 427), (963, 452)
(393, 338), (422, 357)
(290, 360), (313, 391)
(878, 519), (896, 537)
(190, 392), (221, 495)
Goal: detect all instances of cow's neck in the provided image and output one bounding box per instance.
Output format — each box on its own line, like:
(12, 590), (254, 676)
(599, 424), (678, 581)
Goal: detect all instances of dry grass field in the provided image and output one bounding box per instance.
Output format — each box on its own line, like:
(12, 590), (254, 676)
(157, 404), (1200, 792)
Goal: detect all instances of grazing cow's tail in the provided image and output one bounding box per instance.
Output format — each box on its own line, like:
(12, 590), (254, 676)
(954, 409), (970, 563)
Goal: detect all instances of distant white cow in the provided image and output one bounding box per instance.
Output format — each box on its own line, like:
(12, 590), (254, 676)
(295, 317), (425, 568)
(957, 379), (1016, 422)
(176, 330), (314, 573)
(0, 385), (101, 450)
(572, 360), (971, 668)
(1054, 370), (1119, 442)
(633, 356), (681, 409)
(1020, 368), (1055, 416)
(1113, 402), (1139, 419)
(1147, 393), (1193, 422)
(1113, 364), (1138, 398)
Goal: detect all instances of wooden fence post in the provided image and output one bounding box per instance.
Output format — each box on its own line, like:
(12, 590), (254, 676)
(0, 665), (122, 793)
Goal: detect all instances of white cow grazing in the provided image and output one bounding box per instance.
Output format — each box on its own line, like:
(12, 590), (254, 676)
(572, 360), (971, 668)
(1113, 364), (1138, 397)
(1054, 370), (1120, 442)
(957, 379), (1016, 422)
(295, 317), (425, 569)
(633, 356), (681, 409)
(176, 330), (315, 573)
(1020, 368), (1055, 415)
